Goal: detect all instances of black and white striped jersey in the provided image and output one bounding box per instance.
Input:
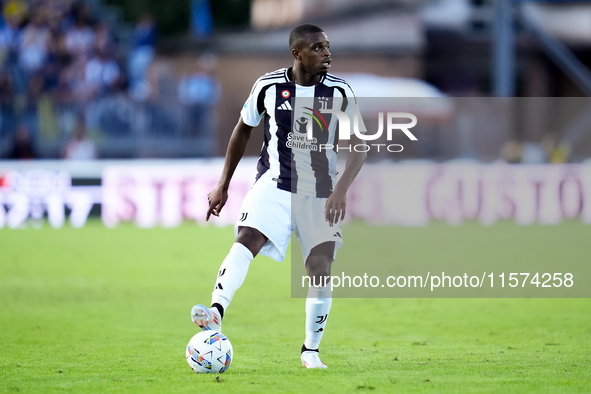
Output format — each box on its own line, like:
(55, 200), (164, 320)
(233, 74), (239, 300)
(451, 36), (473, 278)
(240, 67), (362, 198)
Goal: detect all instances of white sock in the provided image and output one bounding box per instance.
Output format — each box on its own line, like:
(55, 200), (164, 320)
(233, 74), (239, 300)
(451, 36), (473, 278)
(211, 242), (253, 312)
(304, 285), (332, 350)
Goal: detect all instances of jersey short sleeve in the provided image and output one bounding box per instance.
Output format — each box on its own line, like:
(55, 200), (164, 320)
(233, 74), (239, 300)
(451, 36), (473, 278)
(240, 83), (264, 127)
(343, 83), (366, 135)
(240, 78), (265, 127)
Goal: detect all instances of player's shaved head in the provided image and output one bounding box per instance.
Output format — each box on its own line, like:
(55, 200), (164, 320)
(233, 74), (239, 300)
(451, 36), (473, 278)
(289, 24), (324, 50)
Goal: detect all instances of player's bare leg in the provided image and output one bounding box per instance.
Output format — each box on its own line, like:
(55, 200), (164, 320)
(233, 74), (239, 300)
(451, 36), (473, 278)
(192, 227), (267, 331)
(301, 241), (334, 369)
(235, 226), (268, 257)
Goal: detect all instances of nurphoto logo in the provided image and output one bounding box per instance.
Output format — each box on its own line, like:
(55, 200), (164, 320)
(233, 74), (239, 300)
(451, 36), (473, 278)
(293, 98), (419, 153)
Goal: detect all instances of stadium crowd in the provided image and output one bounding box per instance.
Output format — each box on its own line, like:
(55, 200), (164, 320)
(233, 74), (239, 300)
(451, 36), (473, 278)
(1, 0), (121, 157)
(0, 0), (216, 159)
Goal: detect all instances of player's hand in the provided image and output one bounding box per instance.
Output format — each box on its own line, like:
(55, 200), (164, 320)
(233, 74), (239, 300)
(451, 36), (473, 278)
(325, 188), (346, 227)
(206, 185), (229, 221)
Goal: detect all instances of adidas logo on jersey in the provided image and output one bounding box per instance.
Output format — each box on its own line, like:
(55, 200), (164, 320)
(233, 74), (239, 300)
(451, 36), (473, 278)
(277, 101), (292, 110)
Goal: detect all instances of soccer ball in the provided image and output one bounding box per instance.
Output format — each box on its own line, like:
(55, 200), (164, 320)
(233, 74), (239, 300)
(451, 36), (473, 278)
(186, 330), (233, 374)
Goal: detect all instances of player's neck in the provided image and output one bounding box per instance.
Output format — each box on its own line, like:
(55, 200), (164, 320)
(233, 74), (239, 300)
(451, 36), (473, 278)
(290, 65), (322, 86)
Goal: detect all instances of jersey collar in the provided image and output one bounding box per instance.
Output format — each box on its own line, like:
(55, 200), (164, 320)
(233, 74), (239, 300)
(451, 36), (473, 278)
(285, 67), (327, 85)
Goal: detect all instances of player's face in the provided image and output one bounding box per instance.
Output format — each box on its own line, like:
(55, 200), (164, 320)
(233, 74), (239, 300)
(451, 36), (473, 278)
(298, 32), (331, 75)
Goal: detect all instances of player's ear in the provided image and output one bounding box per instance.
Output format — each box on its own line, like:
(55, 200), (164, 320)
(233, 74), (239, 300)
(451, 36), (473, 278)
(291, 48), (300, 60)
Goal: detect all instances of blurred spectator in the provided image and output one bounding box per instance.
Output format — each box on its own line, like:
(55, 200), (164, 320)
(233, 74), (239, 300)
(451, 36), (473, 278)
(65, 2), (94, 59)
(54, 0), (77, 32)
(84, 49), (122, 135)
(191, 0), (213, 39)
(177, 53), (220, 138)
(46, 2), (65, 34)
(0, 69), (16, 137)
(521, 142), (546, 164)
(43, 28), (67, 90)
(0, 2), (26, 67)
(128, 13), (156, 101)
(18, 8), (49, 76)
(2, 0), (29, 21)
(21, 72), (45, 135)
(548, 143), (570, 163)
(501, 140), (522, 164)
(61, 114), (96, 160)
(8, 123), (36, 159)
(57, 52), (90, 102)
(542, 134), (570, 164)
(85, 48), (120, 98)
(93, 21), (113, 55)
(131, 12), (156, 48)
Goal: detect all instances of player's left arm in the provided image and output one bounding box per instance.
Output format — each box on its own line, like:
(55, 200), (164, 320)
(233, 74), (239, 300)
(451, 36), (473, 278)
(324, 135), (367, 226)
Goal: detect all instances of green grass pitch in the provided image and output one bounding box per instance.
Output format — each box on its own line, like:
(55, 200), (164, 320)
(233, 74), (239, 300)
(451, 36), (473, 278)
(1, 220), (590, 392)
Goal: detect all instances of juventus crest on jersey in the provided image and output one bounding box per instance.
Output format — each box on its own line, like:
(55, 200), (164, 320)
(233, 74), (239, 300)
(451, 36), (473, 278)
(240, 67), (363, 198)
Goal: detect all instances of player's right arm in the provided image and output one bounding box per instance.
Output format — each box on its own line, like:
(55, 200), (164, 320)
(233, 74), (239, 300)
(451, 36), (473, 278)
(206, 117), (254, 221)
(206, 72), (272, 220)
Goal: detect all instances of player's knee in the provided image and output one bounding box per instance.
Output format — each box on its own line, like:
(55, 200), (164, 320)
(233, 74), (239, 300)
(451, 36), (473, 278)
(305, 256), (332, 284)
(308, 272), (331, 287)
(236, 227), (267, 256)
